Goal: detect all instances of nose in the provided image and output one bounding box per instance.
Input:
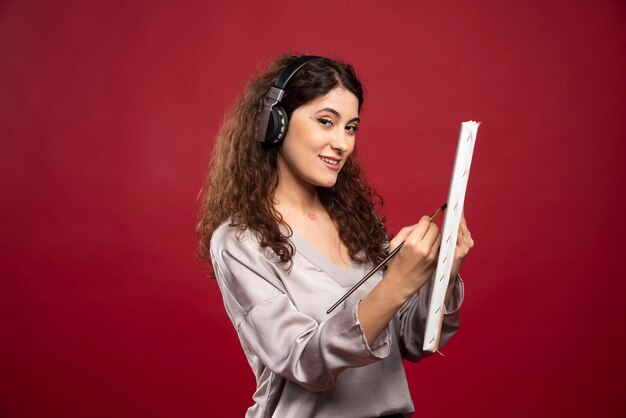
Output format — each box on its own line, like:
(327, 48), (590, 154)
(329, 129), (350, 153)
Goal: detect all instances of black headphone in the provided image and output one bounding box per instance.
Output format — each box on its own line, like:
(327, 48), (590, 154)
(256, 55), (320, 144)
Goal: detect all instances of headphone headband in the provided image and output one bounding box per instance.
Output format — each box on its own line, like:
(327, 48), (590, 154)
(274, 56), (318, 90)
(256, 55), (320, 143)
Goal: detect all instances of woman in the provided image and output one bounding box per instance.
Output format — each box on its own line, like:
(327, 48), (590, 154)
(196, 55), (473, 417)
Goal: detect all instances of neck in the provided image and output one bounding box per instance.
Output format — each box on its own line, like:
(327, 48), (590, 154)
(273, 159), (323, 214)
(274, 176), (322, 213)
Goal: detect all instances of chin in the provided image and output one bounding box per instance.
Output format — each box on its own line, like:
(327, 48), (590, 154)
(316, 177), (339, 188)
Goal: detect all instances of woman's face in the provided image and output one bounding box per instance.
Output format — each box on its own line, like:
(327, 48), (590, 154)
(277, 87), (360, 190)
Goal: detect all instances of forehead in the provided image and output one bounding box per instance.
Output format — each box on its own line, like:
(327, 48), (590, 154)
(301, 87), (359, 116)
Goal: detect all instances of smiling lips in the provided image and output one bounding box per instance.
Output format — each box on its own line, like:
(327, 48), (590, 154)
(319, 155), (341, 171)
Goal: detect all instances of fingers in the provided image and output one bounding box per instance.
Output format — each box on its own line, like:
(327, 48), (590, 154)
(455, 212), (474, 260)
(413, 216), (435, 240)
(421, 221), (439, 249)
(391, 216), (433, 251)
(403, 216), (440, 257)
(389, 224), (417, 251)
(386, 216), (443, 294)
(458, 213), (465, 234)
(457, 213), (473, 242)
(427, 232), (442, 261)
(393, 224), (418, 242)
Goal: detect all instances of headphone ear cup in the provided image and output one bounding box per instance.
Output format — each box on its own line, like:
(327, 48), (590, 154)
(266, 106), (288, 144)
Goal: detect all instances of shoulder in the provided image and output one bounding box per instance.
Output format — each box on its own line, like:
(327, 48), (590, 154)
(210, 220), (257, 254)
(210, 221), (288, 322)
(210, 219), (280, 262)
(210, 220), (288, 303)
(211, 220), (247, 244)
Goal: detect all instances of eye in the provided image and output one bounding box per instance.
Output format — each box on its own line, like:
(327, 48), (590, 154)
(345, 124), (359, 134)
(317, 117), (334, 127)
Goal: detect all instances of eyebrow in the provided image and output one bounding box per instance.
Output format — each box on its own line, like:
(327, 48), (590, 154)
(315, 107), (360, 124)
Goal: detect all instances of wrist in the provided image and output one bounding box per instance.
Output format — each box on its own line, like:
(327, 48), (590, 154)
(380, 268), (418, 305)
(447, 273), (458, 288)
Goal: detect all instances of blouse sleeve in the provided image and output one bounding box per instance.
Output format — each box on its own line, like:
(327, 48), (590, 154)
(210, 225), (392, 392)
(395, 274), (464, 362)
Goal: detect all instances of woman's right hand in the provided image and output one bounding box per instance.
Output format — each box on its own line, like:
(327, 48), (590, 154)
(385, 216), (442, 301)
(358, 216), (441, 344)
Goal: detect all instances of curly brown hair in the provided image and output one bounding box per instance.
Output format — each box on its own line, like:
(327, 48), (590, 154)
(195, 54), (389, 271)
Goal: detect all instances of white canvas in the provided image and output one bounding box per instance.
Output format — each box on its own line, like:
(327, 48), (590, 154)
(423, 121), (480, 352)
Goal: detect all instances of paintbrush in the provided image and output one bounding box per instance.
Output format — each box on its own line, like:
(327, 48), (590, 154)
(326, 203), (447, 314)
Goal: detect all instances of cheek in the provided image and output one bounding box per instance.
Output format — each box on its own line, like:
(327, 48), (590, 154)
(279, 137), (313, 168)
(346, 139), (356, 155)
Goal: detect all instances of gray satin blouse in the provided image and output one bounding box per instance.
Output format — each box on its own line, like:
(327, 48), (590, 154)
(210, 222), (464, 418)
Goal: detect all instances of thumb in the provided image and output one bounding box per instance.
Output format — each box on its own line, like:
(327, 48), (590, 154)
(389, 225), (418, 252)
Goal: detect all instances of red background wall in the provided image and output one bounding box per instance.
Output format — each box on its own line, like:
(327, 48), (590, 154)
(1, 1), (625, 417)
